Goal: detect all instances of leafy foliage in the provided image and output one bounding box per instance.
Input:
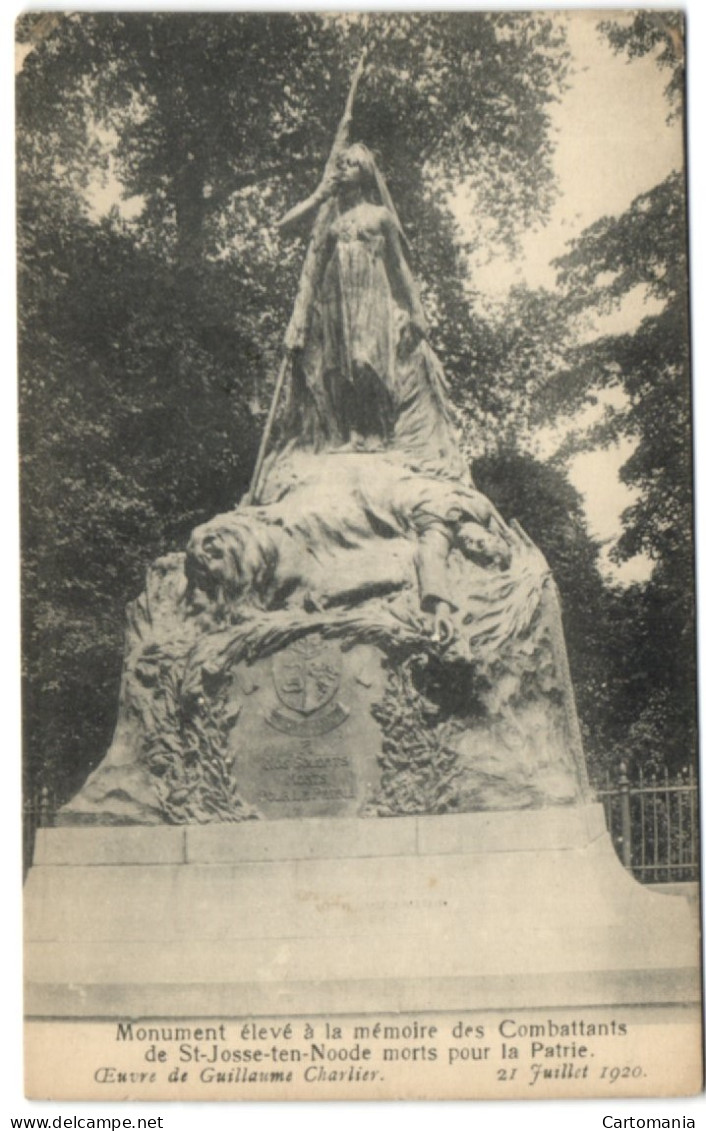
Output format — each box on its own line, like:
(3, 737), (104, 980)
(552, 173), (691, 565)
(537, 11), (694, 776)
(367, 654), (465, 816)
(145, 660), (259, 825)
(598, 12), (684, 116)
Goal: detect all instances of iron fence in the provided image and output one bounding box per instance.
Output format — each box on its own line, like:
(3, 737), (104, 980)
(596, 763), (699, 884)
(23, 765), (700, 885)
(23, 784), (55, 877)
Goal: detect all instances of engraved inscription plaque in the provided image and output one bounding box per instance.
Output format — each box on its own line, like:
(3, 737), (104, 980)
(231, 640), (385, 818)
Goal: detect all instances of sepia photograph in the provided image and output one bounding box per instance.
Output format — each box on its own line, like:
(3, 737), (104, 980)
(16, 6), (702, 1105)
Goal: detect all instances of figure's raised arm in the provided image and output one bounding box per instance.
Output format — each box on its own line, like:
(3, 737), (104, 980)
(277, 170), (339, 233)
(277, 51), (367, 234)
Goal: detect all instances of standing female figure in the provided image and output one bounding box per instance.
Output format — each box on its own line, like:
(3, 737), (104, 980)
(278, 143), (464, 473)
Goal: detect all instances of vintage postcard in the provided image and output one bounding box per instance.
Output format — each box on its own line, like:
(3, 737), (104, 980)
(18, 9), (701, 1102)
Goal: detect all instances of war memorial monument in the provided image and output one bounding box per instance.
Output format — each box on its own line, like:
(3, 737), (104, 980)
(23, 40), (700, 1101)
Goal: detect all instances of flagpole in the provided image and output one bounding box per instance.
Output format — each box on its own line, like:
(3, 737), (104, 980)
(248, 352), (291, 503)
(247, 50), (368, 503)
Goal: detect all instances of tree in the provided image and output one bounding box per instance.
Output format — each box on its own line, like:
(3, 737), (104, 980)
(599, 11), (684, 116)
(533, 13), (695, 773)
(551, 173), (691, 573)
(17, 13), (573, 807)
(17, 12), (569, 263)
(17, 11), (572, 410)
(18, 206), (264, 803)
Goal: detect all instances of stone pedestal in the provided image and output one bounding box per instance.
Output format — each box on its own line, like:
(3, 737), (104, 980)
(24, 803), (699, 1018)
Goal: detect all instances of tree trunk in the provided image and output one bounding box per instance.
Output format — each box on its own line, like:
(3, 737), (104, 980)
(174, 153), (207, 281)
